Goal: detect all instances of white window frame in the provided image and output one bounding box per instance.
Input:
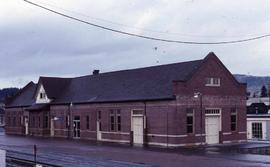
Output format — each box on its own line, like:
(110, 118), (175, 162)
(205, 77), (220, 87)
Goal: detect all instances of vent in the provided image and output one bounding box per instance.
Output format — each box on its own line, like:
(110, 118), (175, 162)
(93, 70), (99, 75)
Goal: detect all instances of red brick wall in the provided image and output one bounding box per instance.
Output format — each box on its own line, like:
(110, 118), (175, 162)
(5, 54), (247, 146)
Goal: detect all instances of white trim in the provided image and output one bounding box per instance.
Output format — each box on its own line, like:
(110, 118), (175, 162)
(223, 132), (232, 135)
(147, 134), (187, 138)
(54, 129), (68, 132)
(147, 134), (205, 138)
(80, 130), (97, 133)
(223, 141), (232, 144)
(101, 131), (130, 135)
(148, 142), (205, 147)
(99, 138), (130, 143)
(247, 118), (270, 121)
(223, 139), (247, 144)
(239, 131), (247, 134)
(239, 140), (247, 143)
(131, 109), (144, 116)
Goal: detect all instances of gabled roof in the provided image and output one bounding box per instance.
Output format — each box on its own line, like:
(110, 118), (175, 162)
(247, 102), (269, 114)
(54, 59), (203, 103)
(35, 77), (72, 99)
(6, 82), (37, 107)
(7, 52), (227, 107)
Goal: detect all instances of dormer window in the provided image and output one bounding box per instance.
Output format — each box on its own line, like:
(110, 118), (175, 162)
(205, 77), (220, 87)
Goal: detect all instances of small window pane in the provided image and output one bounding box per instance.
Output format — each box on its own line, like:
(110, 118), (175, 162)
(86, 116), (90, 129)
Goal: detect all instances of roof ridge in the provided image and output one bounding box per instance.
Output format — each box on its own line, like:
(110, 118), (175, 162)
(40, 76), (73, 79)
(74, 59), (203, 79)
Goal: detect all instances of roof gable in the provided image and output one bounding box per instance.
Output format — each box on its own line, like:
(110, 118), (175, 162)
(6, 82), (36, 107)
(34, 77), (72, 100)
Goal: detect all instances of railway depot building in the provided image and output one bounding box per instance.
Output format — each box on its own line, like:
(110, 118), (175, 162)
(5, 52), (247, 147)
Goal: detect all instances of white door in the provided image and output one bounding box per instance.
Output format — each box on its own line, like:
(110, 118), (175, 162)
(25, 118), (29, 135)
(133, 116), (144, 144)
(50, 119), (54, 137)
(205, 116), (220, 144)
(97, 121), (102, 140)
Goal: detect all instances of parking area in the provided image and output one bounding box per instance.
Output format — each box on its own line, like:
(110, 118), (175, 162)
(1, 131), (270, 167)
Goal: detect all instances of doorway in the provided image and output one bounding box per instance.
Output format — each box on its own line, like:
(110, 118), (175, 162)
(50, 119), (54, 137)
(24, 117), (29, 135)
(73, 116), (80, 138)
(132, 116), (144, 144)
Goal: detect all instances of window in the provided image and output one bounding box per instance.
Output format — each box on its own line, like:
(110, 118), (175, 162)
(109, 109), (121, 131)
(252, 122), (262, 139)
(231, 108), (237, 131)
(8, 117), (10, 126)
(116, 110), (121, 131)
(32, 116), (35, 127)
(66, 116), (69, 129)
(98, 111), (102, 131)
(13, 117), (16, 127)
(205, 77), (220, 86)
(86, 115), (90, 129)
(110, 110), (115, 131)
(38, 117), (41, 128)
(205, 109), (221, 115)
(186, 108), (194, 134)
(98, 111), (101, 120)
(44, 116), (49, 128)
(39, 92), (46, 99)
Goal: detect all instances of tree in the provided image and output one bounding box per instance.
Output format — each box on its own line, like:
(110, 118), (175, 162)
(260, 85), (268, 97)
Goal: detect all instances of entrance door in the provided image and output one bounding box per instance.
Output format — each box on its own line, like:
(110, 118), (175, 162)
(50, 119), (54, 137)
(73, 116), (80, 138)
(205, 116), (220, 144)
(97, 111), (102, 140)
(252, 122), (263, 139)
(96, 121), (101, 140)
(25, 117), (29, 135)
(132, 116), (144, 144)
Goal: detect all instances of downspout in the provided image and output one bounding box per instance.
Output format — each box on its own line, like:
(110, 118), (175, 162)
(69, 102), (73, 139)
(144, 101), (147, 146)
(166, 105), (169, 148)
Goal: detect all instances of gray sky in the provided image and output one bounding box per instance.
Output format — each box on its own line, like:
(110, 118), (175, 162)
(1, 0), (270, 88)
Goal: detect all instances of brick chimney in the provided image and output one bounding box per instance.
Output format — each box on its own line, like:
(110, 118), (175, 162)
(93, 70), (100, 75)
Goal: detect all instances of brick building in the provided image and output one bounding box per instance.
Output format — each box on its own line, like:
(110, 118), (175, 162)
(5, 52), (247, 147)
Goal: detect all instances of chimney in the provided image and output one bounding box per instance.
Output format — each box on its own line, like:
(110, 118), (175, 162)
(93, 70), (100, 75)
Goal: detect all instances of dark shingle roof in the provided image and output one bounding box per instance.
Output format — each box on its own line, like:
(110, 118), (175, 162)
(38, 77), (72, 99)
(6, 82), (37, 107)
(54, 59), (203, 103)
(6, 58), (204, 107)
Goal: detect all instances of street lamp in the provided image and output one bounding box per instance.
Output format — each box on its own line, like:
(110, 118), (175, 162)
(194, 92), (203, 146)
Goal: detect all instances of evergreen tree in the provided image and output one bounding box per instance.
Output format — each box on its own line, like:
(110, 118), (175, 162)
(260, 85), (268, 97)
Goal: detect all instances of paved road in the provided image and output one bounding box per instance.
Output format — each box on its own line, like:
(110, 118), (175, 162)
(0, 132), (270, 167)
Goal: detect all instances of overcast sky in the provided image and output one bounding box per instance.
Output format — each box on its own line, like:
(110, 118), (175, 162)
(1, 0), (270, 88)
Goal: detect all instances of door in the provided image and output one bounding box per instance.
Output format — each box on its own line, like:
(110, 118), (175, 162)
(205, 116), (220, 144)
(96, 121), (101, 140)
(97, 111), (102, 140)
(132, 116), (144, 144)
(50, 119), (54, 137)
(25, 117), (29, 135)
(73, 116), (80, 138)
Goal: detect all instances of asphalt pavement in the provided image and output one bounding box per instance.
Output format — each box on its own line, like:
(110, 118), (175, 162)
(1, 131), (270, 167)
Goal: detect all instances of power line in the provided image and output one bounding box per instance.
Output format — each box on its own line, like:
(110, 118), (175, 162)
(32, 0), (268, 39)
(23, 0), (270, 45)
(31, 0), (262, 39)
